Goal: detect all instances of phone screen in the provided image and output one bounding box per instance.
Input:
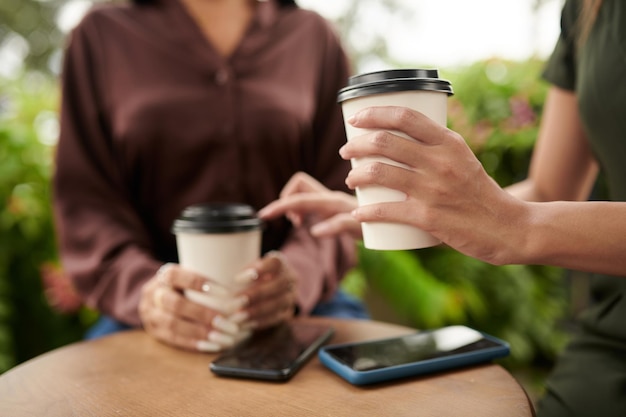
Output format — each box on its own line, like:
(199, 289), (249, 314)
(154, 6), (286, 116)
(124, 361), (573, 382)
(210, 321), (334, 381)
(324, 325), (504, 371)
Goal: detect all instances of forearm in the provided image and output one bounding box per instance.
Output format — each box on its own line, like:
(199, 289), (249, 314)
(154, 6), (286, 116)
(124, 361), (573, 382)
(55, 206), (161, 325)
(73, 248), (161, 326)
(518, 201), (626, 275)
(54, 193), (161, 326)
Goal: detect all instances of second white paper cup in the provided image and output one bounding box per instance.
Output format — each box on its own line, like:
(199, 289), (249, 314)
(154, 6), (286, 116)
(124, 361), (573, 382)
(172, 203), (262, 316)
(338, 69), (453, 250)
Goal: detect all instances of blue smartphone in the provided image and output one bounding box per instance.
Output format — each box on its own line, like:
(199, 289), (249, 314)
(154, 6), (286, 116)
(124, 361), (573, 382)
(318, 325), (510, 385)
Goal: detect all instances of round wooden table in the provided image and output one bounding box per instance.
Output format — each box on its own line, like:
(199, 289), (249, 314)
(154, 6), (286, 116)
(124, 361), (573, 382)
(0, 317), (534, 416)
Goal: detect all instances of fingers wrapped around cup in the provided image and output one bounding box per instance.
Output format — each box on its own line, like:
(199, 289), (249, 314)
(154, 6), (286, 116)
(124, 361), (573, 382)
(232, 251), (298, 332)
(139, 263), (249, 353)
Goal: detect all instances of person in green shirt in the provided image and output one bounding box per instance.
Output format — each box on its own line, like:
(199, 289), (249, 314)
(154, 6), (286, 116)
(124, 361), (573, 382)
(260, 0), (625, 415)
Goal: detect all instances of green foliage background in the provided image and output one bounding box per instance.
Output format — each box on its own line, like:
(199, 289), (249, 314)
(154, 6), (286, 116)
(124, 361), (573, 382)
(0, 73), (95, 373)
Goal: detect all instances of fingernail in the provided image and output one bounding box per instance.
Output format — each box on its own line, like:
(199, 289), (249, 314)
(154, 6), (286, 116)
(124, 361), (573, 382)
(241, 321), (258, 331)
(201, 282), (229, 297)
(347, 114), (356, 124)
(311, 223), (328, 236)
(233, 295), (249, 309)
(197, 340), (221, 352)
(234, 330), (252, 343)
(229, 310), (249, 324)
(212, 315), (239, 334)
(234, 269), (258, 284)
(208, 331), (236, 346)
(267, 250), (286, 263)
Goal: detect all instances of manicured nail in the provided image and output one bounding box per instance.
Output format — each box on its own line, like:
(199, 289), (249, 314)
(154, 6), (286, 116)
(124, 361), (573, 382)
(234, 330), (252, 343)
(233, 295), (249, 309)
(208, 331), (235, 346)
(234, 269), (258, 284)
(266, 250), (284, 259)
(240, 321), (258, 331)
(311, 223), (329, 236)
(212, 315), (239, 334)
(229, 311), (249, 324)
(197, 340), (221, 352)
(201, 282), (229, 297)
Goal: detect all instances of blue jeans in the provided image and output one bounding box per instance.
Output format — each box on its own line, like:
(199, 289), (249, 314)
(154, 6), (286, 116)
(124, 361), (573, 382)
(310, 289), (370, 319)
(85, 289), (370, 340)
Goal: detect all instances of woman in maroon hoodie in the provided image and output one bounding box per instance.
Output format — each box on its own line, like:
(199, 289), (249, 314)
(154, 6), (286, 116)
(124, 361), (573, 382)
(53, 0), (367, 353)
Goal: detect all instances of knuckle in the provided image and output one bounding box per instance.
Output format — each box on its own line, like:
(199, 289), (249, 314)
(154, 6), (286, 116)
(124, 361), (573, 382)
(370, 204), (387, 220)
(365, 161), (386, 178)
(443, 128), (465, 145)
(420, 179), (449, 202)
(437, 161), (458, 179)
(418, 205), (437, 226)
(371, 130), (392, 149)
(392, 107), (416, 124)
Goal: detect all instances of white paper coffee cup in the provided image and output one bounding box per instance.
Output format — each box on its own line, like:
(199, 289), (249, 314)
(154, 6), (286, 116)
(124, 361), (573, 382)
(172, 203), (262, 316)
(338, 69), (453, 250)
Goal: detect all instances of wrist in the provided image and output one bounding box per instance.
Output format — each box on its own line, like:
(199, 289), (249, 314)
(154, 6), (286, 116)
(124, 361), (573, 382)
(508, 201), (546, 266)
(487, 198), (538, 266)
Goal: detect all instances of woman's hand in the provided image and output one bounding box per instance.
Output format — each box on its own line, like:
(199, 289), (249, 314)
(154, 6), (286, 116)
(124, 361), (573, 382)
(232, 251), (298, 331)
(259, 172), (362, 239)
(339, 106), (530, 265)
(139, 263), (245, 352)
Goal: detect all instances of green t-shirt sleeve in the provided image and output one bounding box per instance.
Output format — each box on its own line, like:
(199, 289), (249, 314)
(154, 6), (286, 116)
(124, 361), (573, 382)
(542, 0), (581, 91)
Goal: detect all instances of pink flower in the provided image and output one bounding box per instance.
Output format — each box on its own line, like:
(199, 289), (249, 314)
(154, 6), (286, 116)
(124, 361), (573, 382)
(40, 263), (83, 314)
(507, 96), (536, 128)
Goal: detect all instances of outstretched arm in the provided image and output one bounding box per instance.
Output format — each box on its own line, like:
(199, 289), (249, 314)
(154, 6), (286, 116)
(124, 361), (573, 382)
(339, 98), (626, 276)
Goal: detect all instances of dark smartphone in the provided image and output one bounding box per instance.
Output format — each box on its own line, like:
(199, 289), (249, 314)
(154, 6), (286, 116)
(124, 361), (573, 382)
(210, 321), (334, 381)
(318, 325), (510, 385)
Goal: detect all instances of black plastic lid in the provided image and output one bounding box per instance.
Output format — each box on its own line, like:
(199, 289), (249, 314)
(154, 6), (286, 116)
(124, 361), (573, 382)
(172, 203), (262, 234)
(337, 68), (453, 103)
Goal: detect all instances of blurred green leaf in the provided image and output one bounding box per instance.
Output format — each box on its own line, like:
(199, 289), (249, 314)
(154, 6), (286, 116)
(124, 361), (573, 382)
(0, 72), (93, 374)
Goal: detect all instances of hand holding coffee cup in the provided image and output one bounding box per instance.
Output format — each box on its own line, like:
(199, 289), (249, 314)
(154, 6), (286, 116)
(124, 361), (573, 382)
(338, 69), (453, 250)
(234, 250), (299, 331)
(138, 262), (247, 352)
(171, 203), (263, 347)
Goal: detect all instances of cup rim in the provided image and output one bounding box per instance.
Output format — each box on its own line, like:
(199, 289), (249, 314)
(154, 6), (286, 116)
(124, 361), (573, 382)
(337, 68), (453, 103)
(172, 202), (263, 234)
